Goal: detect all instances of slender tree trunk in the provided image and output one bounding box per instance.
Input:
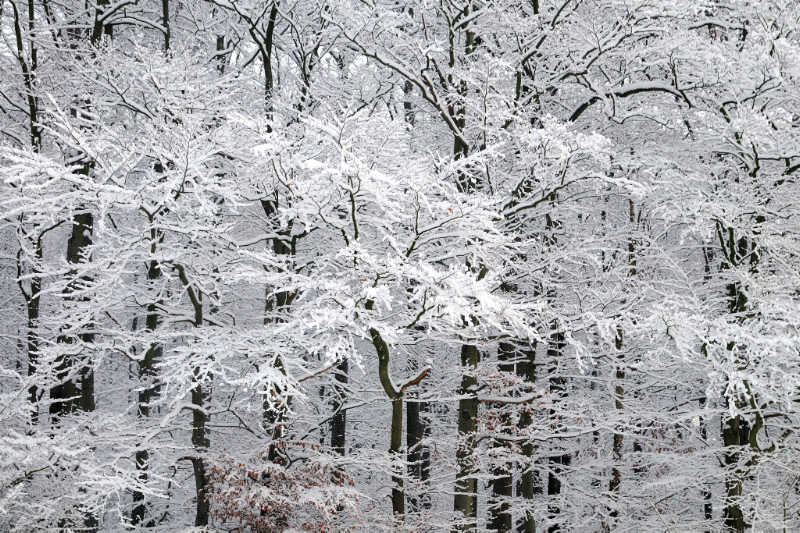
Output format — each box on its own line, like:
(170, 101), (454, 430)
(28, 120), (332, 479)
(369, 323), (406, 518)
(454, 344), (479, 531)
(331, 358), (348, 456)
(451, 22), (479, 530)
(10, 0), (41, 151)
(261, 197), (294, 464)
(12, 0), (43, 425)
(515, 342), (537, 533)
(90, 0), (112, 45)
(545, 329), (569, 533)
(544, 210), (569, 533)
(488, 343), (515, 532)
(24, 237), (43, 423)
(191, 376), (209, 527)
(175, 264), (209, 527)
(51, 207), (94, 419)
(69, 210), (95, 412)
(390, 395), (405, 517)
(406, 390), (430, 511)
(161, 0), (170, 52)
(719, 228), (756, 532)
(402, 76), (431, 513)
(50, 0), (108, 424)
(132, 226), (163, 525)
(608, 328), (624, 500)
(609, 199), (636, 510)
(50, 0), (111, 425)
(56, 203), (97, 532)
(699, 396), (713, 527)
(722, 411), (747, 532)
(700, 248), (715, 527)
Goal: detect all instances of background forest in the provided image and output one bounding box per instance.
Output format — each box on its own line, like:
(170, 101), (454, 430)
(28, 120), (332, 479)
(2, 0), (800, 531)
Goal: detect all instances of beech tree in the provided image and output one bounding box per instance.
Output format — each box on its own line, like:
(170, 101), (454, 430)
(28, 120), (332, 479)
(2, 0), (800, 531)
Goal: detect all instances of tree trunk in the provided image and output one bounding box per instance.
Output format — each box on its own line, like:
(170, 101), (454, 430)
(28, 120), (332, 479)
(515, 341), (537, 533)
(449, 16), (479, 532)
(369, 324), (406, 518)
(132, 241), (162, 526)
(488, 342), (515, 532)
(390, 396), (405, 518)
(161, 0), (170, 52)
(261, 197), (294, 464)
(608, 327), (624, 499)
(699, 397), (713, 526)
(546, 329), (568, 533)
(12, 0), (43, 425)
(69, 211), (95, 414)
(191, 377), (209, 527)
(24, 237), (43, 423)
(90, 0), (112, 46)
(407, 375), (431, 512)
(51, 209), (94, 420)
(331, 358), (348, 456)
(175, 264), (208, 527)
(454, 344), (479, 531)
(609, 199), (636, 508)
(722, 411), (748, 532)
(719, 228), (755, 533)
(544, 210), (568, 533)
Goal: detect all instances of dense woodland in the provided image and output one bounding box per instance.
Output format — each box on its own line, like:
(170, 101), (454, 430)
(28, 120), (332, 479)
(1, 0), (800, 531)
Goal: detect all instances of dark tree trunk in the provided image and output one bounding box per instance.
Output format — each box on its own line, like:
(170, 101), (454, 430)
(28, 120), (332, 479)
(191, 378), (209, 527)
(546, 329), (568, 533)
(515, 341), (538, 533)
(260, 197), (294, 464)
(369, 324), (407, 519)
(722, 412), (748, 532)
(12, 0), (43, 425)
(699, 397), (713, 526)
(132, 242), (163, 526)
(161, 0), (170, 52)
(331, 358), (349, 456)
(610, 200), (636, 505)
(454, 344), (479, 530)
(390, 396), (405, 517)
(51, 209), (95, 420)
(544, 210), (569, 533)
(406, 389), (431, 512)
(174, 264), (209, 527)
(24, 239), (42, 423)
(719, 228), (756, 533)
(488, 342), (515, 532)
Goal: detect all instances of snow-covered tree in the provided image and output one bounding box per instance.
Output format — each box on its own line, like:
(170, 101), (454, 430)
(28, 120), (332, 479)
(2, 0), (800, 531)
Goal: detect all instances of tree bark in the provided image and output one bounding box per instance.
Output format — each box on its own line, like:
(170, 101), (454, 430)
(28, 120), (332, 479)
(191, 378), (210, 527)
(546, 330), (568, 533)
(369, 324), (406, 518)
(515, 342), (537, 533)
(488, 342), (515, 532)
(161, 0), (170, 52)
(608, 327), (624, 498)
(609, 199), (636, 508)
(454, 344), (479, 531)
(544, 210), (568, 533)
(390, 395), (405, 517)
(719, 228), (756, 532)
(722, 411), (748, 532)
(406, 391), (429, 512)
(331, 358), (348, 456)
(12, 0), (43, 426)
(132, 224), (163, 526)
(175, 264), (209, 527)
